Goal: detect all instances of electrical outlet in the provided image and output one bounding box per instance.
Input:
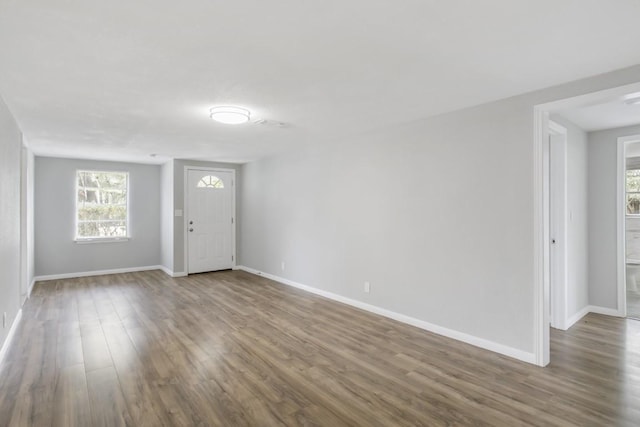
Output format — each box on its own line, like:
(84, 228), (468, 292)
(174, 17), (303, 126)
(364, 282), (371, 293)
(281, 261), (286, 271)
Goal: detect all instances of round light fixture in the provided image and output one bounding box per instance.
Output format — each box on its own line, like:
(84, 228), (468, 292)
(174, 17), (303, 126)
(209, 106), (250, 124)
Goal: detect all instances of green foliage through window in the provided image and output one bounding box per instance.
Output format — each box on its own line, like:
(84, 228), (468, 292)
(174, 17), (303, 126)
(626, 169), (640, 215)
(76, 171), (128, 238)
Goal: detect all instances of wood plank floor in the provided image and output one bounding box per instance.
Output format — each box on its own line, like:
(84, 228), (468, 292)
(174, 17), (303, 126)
(1, 270), (639, 426)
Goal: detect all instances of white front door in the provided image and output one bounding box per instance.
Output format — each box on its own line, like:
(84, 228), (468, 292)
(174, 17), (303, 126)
(187, 169), (234, 273)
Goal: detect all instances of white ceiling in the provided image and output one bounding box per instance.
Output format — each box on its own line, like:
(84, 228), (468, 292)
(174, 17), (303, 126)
(1, 1), (640, 164)
(556, 91), (640, 132)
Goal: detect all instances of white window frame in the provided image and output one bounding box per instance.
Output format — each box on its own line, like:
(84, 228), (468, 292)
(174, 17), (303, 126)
(74, 169), (130, 243)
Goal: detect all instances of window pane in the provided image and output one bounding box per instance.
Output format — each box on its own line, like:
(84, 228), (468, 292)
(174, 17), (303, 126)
(76, 170), (128, 238)
(627, 170), (640, 192)
(78, 221), (127, 238)
(197, 175), (224, 188)
(78, 205), (126, 221)
(627, 193), (640, 215)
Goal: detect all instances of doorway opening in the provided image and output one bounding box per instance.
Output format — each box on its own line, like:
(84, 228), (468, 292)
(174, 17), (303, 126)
(534, 81), (640, 367)
(548, 121), (568, 330)
(619, 136), (640, 320)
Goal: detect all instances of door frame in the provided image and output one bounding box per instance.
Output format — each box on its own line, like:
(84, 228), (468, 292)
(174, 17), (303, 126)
(548, 120), (569, 330)
(617, 135), (640, 318)
(183, 166), (237, 274)
(533, 108), (553, 367)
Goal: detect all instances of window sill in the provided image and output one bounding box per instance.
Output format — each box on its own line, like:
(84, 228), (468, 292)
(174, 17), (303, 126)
(74, 237), (130, 244)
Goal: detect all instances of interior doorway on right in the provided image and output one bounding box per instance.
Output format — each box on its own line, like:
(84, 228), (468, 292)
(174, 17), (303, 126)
(625, 143), (640, 320)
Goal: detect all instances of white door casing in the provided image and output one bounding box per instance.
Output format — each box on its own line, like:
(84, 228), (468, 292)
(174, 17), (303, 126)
(186, 169), (234, 274)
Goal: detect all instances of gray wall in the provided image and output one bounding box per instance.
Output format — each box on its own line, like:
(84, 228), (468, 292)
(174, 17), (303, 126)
(35, 157), (162, 276)
(0, 96), (23, 349)
(161, 160), (174, 271)
(550, 115), (590, 319)
(588, 124), (640, 309)
(172, 159), (241, 274)
(241, 100), (535, 352)
(19, 147), (35, 301)
(239, 64), (640, 356)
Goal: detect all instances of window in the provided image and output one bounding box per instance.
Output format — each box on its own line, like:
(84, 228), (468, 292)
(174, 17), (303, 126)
(627, 169), (640, 215)
(197, 175), (224, 188)
(76, 170), (129, 240)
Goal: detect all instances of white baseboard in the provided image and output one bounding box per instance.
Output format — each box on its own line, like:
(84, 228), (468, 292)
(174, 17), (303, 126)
(564, 306), (591, 330)
(235, 266), (536, 365)
(158, 266), (187, 278)
(587, 305), (624, 317)
(558, 304), (625, 331)
(34, 265), (163, 282)
(28, 278), (36, 298)
(0, 309), (22, 366)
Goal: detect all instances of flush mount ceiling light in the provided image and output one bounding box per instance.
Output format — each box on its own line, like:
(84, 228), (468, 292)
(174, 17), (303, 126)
(209, 106), (250, 124)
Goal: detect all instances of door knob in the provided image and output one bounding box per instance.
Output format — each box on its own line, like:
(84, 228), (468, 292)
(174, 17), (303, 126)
(189, 228), (194, 232)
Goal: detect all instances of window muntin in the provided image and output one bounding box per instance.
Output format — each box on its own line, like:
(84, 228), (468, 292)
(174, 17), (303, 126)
(76, 170), (129, 239)
(627, 169), (640, 215)
(197, 175), (224, 189)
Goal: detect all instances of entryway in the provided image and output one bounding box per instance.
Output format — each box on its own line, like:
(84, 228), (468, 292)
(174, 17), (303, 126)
(534, 81), (640, 366)
(622, 137), (640, 319)
(186, 168), (235, 274)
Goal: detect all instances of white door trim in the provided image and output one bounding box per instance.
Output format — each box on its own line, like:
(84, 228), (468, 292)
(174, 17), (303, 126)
(548, 121), (569, 330)
(617, 135), (640, 318)
(183, 166), (236, 274)
(533, 107), (551, 367)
